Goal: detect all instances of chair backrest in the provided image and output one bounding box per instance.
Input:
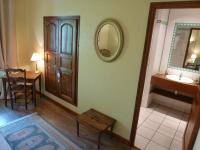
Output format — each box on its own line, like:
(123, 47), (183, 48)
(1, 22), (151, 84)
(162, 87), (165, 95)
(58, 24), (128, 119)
(6, 69), (27, 98)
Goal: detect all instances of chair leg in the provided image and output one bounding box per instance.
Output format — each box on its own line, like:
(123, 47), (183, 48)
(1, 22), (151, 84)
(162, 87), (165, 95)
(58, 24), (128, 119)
(11, 97), (14, 110)
(25, 98), (27, 111)
(32, 88), (34, 103)
(5, 99), (7, 107)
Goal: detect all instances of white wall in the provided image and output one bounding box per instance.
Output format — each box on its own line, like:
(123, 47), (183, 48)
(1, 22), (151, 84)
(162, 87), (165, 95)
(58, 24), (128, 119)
(141, 9), (169, 107)
(160, 8), (200, 80)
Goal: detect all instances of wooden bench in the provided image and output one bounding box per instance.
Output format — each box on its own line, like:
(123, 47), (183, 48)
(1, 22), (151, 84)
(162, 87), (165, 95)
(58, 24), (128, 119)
(76, 109), (116, 150)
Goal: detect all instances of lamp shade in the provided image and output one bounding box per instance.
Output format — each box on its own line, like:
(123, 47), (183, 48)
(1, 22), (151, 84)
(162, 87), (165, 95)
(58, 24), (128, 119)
(31, 53), (41, 62)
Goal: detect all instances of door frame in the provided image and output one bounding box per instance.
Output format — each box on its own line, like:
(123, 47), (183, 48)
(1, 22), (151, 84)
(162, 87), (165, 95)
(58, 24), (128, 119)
(130, 1), (200, 148)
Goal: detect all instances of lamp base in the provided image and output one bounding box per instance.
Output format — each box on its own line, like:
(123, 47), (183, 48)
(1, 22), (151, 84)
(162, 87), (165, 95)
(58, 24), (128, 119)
(35, 63), (40, 74)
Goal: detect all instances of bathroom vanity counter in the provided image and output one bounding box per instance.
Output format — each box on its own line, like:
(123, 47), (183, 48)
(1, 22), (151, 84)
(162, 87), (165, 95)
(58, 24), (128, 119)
(151, 74), (199, 96)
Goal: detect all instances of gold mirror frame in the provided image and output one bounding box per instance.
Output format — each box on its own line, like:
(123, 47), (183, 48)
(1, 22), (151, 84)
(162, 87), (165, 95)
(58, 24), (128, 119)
(95, 19), (124, 62)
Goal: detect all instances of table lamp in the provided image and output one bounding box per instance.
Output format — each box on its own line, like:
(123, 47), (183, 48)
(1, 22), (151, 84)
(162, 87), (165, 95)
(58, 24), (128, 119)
(31, 53), (41, 73)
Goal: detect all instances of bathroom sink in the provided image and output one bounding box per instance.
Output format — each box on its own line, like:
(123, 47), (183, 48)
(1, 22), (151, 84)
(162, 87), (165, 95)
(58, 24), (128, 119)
(166, 74), (194, 84)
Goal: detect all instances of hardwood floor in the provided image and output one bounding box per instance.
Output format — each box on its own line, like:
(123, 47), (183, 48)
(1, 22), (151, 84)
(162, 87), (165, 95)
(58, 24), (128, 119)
(0, 95), (132, 150)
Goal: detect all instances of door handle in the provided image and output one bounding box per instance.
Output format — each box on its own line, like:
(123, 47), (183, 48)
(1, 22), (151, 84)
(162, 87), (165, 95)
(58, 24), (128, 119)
(56, 69), (61, 83)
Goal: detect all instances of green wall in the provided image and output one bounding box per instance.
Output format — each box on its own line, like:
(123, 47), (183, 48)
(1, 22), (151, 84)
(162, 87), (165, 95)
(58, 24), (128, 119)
(14, 0), (189, 140)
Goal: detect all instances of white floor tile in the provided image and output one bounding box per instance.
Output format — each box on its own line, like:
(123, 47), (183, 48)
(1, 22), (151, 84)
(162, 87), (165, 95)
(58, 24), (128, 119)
(170, 140), (182, 150)
(135, 134), (149, 150)
(137, 126), (156, 140)
(142, 119), (160, 130)
(162, 118), (180, 130)
(137, 105), (188, 150)
(174, 131), (184, 142)
(166, 115), (181, 123)
(149, 114), (164, 124)
(145, 141), (168, 150)
(152, 132), (173, 148)
(140, 113), (150, 120)
(138, 116), (146, 124)
(177, 121), (187, 132)
(139, 109), (151, 118)
(157, 125), (176, 138)
(137, 120), (143, 128)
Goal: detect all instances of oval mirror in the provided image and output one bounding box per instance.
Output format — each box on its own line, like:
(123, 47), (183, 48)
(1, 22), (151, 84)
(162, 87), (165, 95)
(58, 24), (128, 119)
(95, 19), (124, 62)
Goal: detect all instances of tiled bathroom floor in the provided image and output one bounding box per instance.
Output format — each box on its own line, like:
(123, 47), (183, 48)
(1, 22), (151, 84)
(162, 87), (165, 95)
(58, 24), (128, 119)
(135, 103), (189, 150)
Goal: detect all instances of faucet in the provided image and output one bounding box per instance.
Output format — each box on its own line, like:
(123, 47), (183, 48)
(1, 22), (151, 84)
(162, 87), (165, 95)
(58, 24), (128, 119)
(179, 73), (183, 80)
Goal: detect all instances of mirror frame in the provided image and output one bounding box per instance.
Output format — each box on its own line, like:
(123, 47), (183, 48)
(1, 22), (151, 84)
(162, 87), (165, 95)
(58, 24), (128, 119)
(95, 19), (124, 62)
(168, 22), (200, 74)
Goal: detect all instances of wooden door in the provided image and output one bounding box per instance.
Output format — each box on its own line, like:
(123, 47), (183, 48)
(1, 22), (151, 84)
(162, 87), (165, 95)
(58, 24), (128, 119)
(44, 16), (79, 106)
(58, 18), (79, 104)
(184, 86), (200, 150)
(44, 18), (59, 96)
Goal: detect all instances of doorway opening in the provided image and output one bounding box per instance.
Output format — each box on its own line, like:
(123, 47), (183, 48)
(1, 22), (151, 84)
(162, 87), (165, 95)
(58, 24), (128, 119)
(130, 2), (200, 150)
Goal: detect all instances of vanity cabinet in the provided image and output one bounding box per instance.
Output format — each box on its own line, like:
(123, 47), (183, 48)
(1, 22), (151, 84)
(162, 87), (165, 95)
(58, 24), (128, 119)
(44, 16), (80, 106)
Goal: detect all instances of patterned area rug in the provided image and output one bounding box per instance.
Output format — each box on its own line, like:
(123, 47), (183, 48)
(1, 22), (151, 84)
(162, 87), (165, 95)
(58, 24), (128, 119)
(0, 113), (82, 150)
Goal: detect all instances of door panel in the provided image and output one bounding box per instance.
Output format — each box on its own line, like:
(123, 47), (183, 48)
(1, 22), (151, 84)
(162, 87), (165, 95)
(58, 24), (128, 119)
(59, 68), (73, 100)
(58, 19), (78, 103)
(45, 20), (58, 52)
(44, 18), (59, 95)
(61, 23), (73, 54)
(60, 57), (72, 68)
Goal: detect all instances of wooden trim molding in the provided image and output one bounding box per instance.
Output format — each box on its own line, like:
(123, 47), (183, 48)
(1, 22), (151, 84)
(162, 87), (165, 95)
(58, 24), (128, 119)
(130, 1), (200, 149)
(129, 2), (157, 147)
(41, 93), (79, 116)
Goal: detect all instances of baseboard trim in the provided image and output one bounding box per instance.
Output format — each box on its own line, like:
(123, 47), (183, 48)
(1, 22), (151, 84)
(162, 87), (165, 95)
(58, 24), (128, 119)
(38, 92), (132, 147)
(113, 132), (131, 146)
(40, 93), (78, 116)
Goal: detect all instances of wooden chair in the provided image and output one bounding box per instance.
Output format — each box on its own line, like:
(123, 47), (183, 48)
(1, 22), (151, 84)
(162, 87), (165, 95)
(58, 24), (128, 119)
(6, 69), (33, 110)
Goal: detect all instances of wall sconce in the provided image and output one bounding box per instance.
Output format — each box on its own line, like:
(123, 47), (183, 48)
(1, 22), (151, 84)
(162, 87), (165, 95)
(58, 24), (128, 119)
(31, 52), (41, 73)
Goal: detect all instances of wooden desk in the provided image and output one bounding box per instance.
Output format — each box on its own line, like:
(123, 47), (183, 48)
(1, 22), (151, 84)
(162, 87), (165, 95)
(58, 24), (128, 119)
(76, 109), (116, 150)
(2, 71), (42, 107)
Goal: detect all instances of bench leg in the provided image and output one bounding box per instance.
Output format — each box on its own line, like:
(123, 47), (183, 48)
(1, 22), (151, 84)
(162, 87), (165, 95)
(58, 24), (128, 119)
(98, 132), (103, 150)
(76, 120), (79, 137)
(110, 124), (114, 139)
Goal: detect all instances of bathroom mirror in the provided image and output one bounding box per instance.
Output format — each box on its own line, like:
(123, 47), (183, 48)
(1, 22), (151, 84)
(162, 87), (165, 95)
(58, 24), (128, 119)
(169, 23), (200, 73)
(183, 28), (200, 70)
(95, 19), (123, 62)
